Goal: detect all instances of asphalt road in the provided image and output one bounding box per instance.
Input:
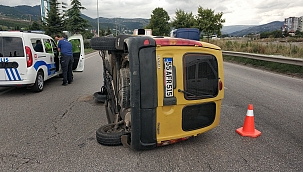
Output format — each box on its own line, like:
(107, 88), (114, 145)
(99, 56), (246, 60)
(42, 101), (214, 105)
(0, 52), (302, 171)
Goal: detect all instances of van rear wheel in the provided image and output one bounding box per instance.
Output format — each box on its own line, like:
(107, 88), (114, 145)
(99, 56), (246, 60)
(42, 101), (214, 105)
(32, 71), (44, 92)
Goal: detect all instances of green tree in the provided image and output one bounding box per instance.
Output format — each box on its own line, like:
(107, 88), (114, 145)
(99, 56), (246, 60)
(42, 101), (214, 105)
(64, 0), (90, 34)
(106, 27), (112, 35)
(14, 26), (20, 30)
(271, 30), (284, 38)
(81, 30), (94, 39)
(43, 0), (64, 36)
(171, 9), (196, 29)
(196, 6), (225, 41)
(283, 30), (289, 37)
(99, 28), (106, 36)
(30, 21), (42, 30)
(295, 30), (303, 37)
(146, 7), (170, 36)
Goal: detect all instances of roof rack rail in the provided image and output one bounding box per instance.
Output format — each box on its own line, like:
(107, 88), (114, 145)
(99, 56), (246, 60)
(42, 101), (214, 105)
(20, 30), (45, 34)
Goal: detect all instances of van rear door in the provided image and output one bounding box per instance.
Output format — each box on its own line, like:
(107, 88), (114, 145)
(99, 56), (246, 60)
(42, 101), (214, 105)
(0, 35), (27, 81)
(68, 34), (85, 71)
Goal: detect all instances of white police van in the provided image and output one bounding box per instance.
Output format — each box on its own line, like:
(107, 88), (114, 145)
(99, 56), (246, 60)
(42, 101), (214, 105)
(0, 31), (85, 92)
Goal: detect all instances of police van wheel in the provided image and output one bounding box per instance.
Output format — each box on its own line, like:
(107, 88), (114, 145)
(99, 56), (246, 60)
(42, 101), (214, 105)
(32, 71), (44, 92)
(96, 123), (128, 146)
(90, 37), (116, 51)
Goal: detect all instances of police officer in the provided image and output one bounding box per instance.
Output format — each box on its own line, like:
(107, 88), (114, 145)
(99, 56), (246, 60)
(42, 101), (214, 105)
(55, 34), (73, 86)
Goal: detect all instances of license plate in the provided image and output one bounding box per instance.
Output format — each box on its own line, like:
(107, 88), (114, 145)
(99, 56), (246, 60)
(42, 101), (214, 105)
(164, 58), (173, 98)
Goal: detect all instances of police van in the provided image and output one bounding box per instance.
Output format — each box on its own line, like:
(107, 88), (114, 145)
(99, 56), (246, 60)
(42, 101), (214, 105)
(0, 31), (85, 92)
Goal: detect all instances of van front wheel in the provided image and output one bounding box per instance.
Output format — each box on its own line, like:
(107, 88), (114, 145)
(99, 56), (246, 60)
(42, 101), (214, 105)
(32, 71), (44, 92)
(96, 123), (129, 146)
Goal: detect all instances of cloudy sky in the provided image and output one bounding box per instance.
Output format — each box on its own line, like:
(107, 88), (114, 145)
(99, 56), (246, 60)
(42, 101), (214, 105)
(1, 0), (303, 26)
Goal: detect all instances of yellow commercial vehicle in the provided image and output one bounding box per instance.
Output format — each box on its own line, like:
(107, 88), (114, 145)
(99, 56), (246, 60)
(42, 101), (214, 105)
(90, 32), (224, 150)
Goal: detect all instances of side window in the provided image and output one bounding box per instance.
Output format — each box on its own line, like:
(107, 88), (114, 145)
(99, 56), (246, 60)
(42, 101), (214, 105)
(50, 39), (58, 54)
(32, 38), (44, 53)
(0, 37), (24, 57)
(43, 39), (53, 53)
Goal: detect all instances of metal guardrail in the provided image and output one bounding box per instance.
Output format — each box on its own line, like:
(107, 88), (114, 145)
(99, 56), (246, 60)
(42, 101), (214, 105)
(222, 51), (303, 66)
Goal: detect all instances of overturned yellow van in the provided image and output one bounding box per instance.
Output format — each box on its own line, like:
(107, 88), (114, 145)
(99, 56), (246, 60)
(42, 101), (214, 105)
(90, 34), (224, 150)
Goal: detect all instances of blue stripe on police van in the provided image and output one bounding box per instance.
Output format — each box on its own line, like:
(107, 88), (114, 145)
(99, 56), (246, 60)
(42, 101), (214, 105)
(4, 68), (22, 81)
(5, 68), (12, 81)
(10, 68), (16, 81)
(14, 68), (21, 80)
(34, 61), (56, 76)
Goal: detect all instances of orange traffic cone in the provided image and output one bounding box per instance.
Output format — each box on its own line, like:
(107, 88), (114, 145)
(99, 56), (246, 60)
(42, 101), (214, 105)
(236, 104), (261, 138)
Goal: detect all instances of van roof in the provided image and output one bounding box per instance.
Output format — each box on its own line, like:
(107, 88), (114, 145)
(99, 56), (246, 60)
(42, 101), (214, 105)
(0, 31), (52, 38)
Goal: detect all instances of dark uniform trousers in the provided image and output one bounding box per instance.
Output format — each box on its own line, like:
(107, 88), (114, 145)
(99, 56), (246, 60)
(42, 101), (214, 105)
(60, 55), (73, 84)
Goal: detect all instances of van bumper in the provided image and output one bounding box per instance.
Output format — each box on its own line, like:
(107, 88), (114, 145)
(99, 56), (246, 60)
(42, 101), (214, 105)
(0, 80), (35, 87)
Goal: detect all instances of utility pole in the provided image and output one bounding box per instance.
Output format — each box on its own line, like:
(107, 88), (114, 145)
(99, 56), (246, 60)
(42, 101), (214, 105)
(97, 0), (99, 37)
(116, 23), (117, 36)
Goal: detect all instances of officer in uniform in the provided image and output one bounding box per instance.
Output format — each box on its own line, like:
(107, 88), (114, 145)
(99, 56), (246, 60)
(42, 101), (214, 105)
(55, 34), (73, 86)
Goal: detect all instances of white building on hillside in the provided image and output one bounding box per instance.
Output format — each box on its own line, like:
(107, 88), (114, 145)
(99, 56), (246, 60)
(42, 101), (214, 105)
(41, 0), (70, 22)
(298, 16), (303, 32)
(284, 17), (299, 33)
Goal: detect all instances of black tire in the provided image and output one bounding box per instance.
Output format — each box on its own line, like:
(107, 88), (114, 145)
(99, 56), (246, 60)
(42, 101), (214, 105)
(118, 68), (130, 108)
(32, 71), (44, 92)
(96, 123), (128, 146)
(90, 37), (116, 51)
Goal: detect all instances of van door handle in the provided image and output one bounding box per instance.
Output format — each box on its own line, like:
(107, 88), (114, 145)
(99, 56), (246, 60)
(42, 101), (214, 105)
(39, 55), (46, 58)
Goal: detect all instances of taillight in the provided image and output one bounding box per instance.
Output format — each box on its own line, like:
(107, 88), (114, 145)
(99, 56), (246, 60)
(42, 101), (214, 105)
(144, 39), (150, 45)
(155, 38), (202, 47)
(25, 46), (33, 67)
(219, 80), (223, 91)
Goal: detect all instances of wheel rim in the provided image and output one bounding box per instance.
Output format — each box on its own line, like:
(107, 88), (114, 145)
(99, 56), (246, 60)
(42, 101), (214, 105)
(103, 123), (125, 134)
(37, 74), (44, 90)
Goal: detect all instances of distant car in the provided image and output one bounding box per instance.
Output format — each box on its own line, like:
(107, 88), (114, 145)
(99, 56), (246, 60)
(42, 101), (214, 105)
(211, 35), (220, 40)
(0, 31), (85, 92)
(170, 28), (200, 41)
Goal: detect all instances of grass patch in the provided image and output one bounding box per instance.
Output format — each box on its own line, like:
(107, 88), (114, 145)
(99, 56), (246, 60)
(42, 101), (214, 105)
(206, 39), (303, 78)
(84, 48), (96, 55)
(224, 56), (303, 78)
(211, 39), (303, 59)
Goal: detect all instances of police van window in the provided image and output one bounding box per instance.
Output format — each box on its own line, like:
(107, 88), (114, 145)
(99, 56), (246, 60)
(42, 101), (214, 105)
(32, 39), (44, 52)
(43, 39), (53, 53)
(0, 37), (24, 57)
(50, 39), (58, 53)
